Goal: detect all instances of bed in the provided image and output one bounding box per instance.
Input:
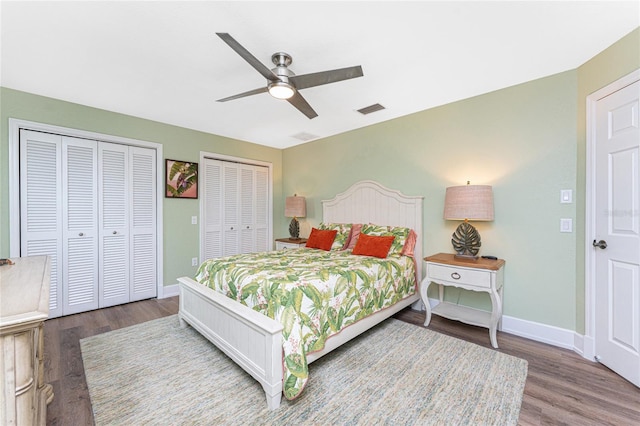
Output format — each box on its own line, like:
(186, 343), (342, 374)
(177, 180), (423, 409)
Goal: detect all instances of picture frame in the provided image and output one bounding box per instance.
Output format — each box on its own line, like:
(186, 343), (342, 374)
(165, 159), (198, 199)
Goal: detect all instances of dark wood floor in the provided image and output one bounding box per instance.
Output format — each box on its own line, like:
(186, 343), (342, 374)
(44, 297), (639, 425)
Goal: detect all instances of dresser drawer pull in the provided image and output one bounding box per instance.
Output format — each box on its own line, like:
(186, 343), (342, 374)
(451, 272), (461, 280)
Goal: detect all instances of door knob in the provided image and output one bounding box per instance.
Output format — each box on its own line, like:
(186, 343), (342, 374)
(592, 239), (607, 249)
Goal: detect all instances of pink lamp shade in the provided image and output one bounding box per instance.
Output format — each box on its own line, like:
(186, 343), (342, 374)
(285, 195), (306, 218)
(285, 195), (306, 239)
(443, 185), (494, 221)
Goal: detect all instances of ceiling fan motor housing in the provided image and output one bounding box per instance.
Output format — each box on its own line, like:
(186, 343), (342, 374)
(271, 52), (295, 84)
(272, 52), (292, 67)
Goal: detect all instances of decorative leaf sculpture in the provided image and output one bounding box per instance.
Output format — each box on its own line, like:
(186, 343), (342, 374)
(451, 222), (481, 256)
(289, 218), (300, 239)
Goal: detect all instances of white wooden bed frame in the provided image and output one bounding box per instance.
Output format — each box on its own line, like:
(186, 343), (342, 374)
(177, 180), (423, 409)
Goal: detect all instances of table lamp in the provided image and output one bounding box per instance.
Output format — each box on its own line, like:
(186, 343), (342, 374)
(285, 194), (306, 239)
(443, 182), (494, 259)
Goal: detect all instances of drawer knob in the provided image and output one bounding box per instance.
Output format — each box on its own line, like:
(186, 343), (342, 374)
(451, 272), (461, 280)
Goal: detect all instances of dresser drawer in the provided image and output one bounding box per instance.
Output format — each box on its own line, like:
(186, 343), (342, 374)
(427, 263), (491, 289)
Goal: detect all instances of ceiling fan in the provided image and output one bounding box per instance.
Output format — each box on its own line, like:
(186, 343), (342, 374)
(215, 33), (364, 119)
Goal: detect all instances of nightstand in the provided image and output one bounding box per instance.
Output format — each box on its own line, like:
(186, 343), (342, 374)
(420, 253), (505, 348)
(275, 238), (308, 250)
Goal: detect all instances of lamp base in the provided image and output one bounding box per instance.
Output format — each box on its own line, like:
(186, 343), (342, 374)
(451, 221), (481, 259)
(288, 217), (300, 239)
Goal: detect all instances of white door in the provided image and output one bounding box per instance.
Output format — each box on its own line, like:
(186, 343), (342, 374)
(99, 143), (130, 307)
(62, 136), (99, 315)
(18, 129), (158, 316)
(240, 165), (255, 254)
(254, 166), (269, 252)
(202, 159), (223, 260)
(594, 79), (640, 386)
(201, 158), (271, 260)
(223, 163), (240, 255)
(129, 146), (157, 301)
(202, 159), (222, 260)
(20, 130), (63, 318)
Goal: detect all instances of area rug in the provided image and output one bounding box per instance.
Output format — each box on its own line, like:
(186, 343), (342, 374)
(81, 315), (527, 425)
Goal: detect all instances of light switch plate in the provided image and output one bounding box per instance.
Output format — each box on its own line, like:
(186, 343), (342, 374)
(560, 218), (573, 233)
(560, 189), (572, 203)
(191, 216), (197, 225)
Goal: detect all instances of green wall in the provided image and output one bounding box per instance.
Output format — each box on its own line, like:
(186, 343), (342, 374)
(0, 88), (284, 286)
(282, 27), (639, 332)
(283, 71), (578, 329)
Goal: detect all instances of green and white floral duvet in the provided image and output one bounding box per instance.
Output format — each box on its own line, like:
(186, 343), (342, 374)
(194, 248), (417, 400)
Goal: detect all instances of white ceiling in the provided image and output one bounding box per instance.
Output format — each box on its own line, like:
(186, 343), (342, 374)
(1, 1), (638, 149)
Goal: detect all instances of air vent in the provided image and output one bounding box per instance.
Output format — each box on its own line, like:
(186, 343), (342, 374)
(291, 132), (319, 142)
(357, 103), (385, 115)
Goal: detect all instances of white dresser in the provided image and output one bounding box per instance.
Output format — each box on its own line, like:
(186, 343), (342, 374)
(0, 256), (54, 425)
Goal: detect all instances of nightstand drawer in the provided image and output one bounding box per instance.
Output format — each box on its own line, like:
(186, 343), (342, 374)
(277, 242), (299, 250)
(428, 263), (491, 288)
(275, 238), (308, 250)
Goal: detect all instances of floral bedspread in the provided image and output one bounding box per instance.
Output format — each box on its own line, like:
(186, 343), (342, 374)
(194, 248), (417, 400)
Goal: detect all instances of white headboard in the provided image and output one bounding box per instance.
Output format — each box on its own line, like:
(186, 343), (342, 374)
(322, 180), (424, 279)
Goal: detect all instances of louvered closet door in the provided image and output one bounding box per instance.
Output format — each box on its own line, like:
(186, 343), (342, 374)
(223, 163), (240, 255)
(254, 166), (269, 252)
(237, 164), (269, 253)
(62, 136), (99, 315)
(129, 146), (157, 301)
(20, 130), (64, 318)
(99, 143), (130, 307)
(239, 165), (255, 254)
(202, 159), (223, 260)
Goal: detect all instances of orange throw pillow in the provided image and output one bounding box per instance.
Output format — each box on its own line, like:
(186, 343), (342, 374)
(352, 234), (395, 258)
(305, 228), (338, 251)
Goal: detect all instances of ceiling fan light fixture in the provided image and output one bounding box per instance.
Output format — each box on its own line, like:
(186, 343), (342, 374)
(268, 81), (295, 100)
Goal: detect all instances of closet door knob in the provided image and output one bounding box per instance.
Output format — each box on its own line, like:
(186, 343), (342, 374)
(112, 231), (117, 235)
(78, 232), (84, 237)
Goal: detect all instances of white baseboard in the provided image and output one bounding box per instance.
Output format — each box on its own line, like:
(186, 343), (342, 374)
(159, 283), (180, 298)
(425, 297), (577, 351)
(500, 315), (575, 350)
(579, 334), (596, 361)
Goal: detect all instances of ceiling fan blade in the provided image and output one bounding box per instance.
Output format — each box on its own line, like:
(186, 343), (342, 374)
(217, 87), (268, 102)
(287, 92), (318, 119)
(216, 33), (279, 82)
(289, 65), (363, 90)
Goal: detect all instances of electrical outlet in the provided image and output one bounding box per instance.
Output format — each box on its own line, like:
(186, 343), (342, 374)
(191, 257), (198, 267)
